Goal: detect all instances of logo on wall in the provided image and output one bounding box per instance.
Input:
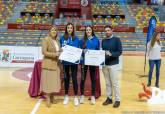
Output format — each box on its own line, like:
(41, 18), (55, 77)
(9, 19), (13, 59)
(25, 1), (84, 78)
(0, 49), (35, 63)
(81, 0), (88, 7)
(1, 49), (11, 62)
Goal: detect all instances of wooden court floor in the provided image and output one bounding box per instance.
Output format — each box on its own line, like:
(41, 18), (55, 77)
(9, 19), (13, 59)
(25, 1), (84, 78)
(0, 56), (165, 114)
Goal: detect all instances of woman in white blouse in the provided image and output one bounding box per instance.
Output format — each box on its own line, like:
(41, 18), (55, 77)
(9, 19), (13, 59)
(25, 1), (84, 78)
(147, 32), (161, 88)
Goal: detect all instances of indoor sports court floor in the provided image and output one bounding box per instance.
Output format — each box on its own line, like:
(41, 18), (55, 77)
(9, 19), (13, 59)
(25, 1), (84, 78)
(0, 55), (165, 114)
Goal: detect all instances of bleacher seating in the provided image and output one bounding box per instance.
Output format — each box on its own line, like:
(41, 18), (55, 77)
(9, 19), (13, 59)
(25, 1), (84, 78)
(92, 4), (124, 15)
(0, 0), (17, 26)
(92, 4), (126, 25)
(0, 1), (165, 52)
(16, 14), (53, 24)
(23, 2), (56, 13)
(0, 30), (165, 51)
(55, 17), (92, 26)
(128, 5), (158, 28)
(92, 17), (126, 25)
(14, 2), (57, 24)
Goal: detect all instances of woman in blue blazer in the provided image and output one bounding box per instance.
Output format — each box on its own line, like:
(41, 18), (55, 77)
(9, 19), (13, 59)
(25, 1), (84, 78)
(60, 23), (79, 106)
(79, 26), (100, 105)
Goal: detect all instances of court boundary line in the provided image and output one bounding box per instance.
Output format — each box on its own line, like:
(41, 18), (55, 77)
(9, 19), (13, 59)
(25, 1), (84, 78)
(30, 99), (43, 114)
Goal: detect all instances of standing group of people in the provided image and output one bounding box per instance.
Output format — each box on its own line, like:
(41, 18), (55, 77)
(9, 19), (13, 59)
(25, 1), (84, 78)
(40, 18), (161, 108)
(39, 22), (162, 108)
(40, 23), (161, 107)
(39, 23), (122, 108)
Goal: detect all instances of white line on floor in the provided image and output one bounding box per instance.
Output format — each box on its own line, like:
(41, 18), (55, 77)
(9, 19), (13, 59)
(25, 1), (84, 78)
(30, 99), (43, 114)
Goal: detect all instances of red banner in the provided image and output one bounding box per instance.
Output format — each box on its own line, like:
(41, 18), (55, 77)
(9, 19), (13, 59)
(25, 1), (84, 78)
(113, 26), (135, 32)
(76, 25), (135, 32)
(7, 23), (67, 30)
(143, 26), (165, 33)
(7, 23), (51, 30)
(8, 23), (135, 32)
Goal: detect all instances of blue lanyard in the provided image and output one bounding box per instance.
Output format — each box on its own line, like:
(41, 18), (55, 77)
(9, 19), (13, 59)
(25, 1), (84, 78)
(69, 37), (73, 45)
(63, 36), (73, 46)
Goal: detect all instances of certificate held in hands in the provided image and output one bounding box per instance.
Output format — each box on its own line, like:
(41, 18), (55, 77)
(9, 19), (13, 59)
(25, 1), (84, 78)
(85, 50), (105, 66)
(59, 45), (82, 64)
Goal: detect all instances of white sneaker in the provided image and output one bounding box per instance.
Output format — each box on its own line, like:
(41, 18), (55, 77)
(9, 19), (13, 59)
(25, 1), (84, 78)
(74, 97), (79, 106)
(63, 95), (69, 105)
(80, 95), (84, 104)
(91, 96), (95, 105)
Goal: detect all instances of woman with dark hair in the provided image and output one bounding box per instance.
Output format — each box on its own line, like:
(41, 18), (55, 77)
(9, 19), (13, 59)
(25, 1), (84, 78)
(40, 25), (61, 107)
(79, 26), (100, 105)
(147, 32), (162, 88)
(60, 23), (80, 106)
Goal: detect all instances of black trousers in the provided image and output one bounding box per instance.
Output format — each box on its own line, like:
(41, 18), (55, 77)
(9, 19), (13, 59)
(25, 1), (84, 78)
(63, 65), (78, 95)
(80, 65), (96, 96)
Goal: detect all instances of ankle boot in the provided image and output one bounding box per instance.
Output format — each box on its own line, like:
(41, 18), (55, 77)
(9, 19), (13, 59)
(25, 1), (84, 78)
(50, 94), (57, 104)
(155, 81), (159, 88)
(46, 94), (51, 107)
(147, 80), (151, 87)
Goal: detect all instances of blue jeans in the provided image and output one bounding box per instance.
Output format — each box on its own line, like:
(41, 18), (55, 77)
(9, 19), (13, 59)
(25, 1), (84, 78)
(148, 59), (161, 86)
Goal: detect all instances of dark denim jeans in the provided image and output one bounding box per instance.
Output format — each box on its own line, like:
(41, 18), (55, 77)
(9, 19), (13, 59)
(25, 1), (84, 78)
(148, 59), (161, 87)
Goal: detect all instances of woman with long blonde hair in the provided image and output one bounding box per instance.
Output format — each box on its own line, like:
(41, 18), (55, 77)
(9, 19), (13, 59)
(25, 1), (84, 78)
(40, 25), (61, 107)
(147, 32), (161, 88)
